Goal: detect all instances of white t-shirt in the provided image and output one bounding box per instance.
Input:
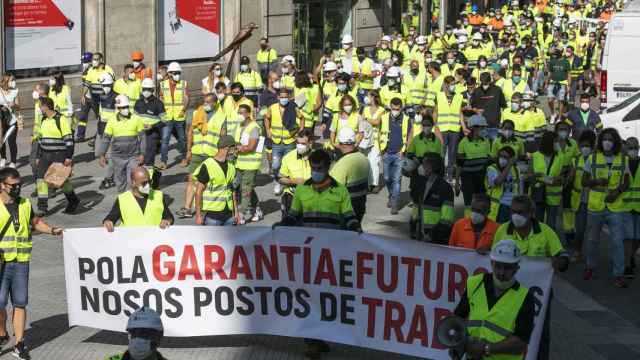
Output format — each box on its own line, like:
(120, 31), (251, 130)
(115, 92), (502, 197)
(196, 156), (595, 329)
(0, 88), (18, 107)
(201, 77), (230, 94)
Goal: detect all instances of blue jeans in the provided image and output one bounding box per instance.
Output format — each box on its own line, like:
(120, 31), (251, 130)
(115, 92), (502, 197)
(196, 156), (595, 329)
(272, 143), (295, 178)
(383, 152), (402, 206)
(575, 203), (588, 252)
(0, 262), (29, 308)
(536, 203), (560, 235)
(585, 209), (626, 277)
(204, 216), (235, 226)
(160, 121), (186, 163)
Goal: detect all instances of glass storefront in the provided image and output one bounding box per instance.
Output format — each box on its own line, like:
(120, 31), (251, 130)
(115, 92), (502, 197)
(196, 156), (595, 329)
(293, 0), (352, 72)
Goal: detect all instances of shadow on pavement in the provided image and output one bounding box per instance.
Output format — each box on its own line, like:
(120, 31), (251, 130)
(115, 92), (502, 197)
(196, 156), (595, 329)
(259, 198), (280, 217)
(23, 313), (71, 352)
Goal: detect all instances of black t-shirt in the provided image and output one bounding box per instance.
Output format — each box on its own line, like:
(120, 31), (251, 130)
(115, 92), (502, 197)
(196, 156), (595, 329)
(454, 273), (536, 343)
(196, 159), (232, 221)
(3, 199), (35, 232)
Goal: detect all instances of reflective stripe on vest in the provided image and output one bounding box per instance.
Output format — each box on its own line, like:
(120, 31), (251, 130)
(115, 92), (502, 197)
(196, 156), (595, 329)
(234, 121), (263, 171)
(161, 80), (186, 121)
(436, 92), (463, 132)
(486, 164), (520, 221)
(588, 152), (627, 212)
(531, 151), (564, 206)
(269, 103), (296, 145)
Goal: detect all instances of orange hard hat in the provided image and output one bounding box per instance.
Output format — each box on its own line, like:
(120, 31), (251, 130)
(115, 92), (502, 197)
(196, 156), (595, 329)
(132, 51), (144, 61)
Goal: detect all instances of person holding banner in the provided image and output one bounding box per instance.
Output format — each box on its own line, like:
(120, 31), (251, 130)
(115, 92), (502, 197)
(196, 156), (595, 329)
(194, 135), (240, 226)
(0, 167), (63, 360)
(452, 239), (535, 360)
(105, 307), (168, 360)
(102, 166), (173, 231)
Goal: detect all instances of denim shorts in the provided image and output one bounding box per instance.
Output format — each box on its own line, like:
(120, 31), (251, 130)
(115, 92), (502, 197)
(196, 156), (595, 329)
(0, 261), (29, 308)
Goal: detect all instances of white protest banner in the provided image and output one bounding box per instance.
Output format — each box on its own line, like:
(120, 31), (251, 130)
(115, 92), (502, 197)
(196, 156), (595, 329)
(158, 0), (222, 61)
(3, 0), (81, 70)
(63, 227), (552, 359)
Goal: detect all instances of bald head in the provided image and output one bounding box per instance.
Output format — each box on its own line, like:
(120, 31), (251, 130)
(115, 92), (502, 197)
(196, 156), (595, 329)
(131, 167), (150, 184)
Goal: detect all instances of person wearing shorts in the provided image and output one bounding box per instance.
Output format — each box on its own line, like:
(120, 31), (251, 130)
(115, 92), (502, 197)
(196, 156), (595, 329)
(546, 48), (571, 122)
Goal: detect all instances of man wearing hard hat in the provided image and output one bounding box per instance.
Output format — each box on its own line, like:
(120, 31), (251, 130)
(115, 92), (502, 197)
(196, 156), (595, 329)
(105, 307), (168, 360)
(451, 239), (535, 360)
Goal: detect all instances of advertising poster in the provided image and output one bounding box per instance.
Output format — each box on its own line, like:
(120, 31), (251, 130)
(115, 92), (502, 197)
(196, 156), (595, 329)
(3, 0), (82, 70)
(159, 0), (222, 61)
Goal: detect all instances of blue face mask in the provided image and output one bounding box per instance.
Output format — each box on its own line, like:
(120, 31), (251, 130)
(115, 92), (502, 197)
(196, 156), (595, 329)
(311, 171), (326, 183)
(279, 98), (289, 106)
(128, 337), (153, 360)
(512, 76), (521, 84)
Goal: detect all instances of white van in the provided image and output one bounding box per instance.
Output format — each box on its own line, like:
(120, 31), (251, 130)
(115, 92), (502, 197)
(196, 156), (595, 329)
(601, 1), (640, 108)
(601, 90), (640, 139)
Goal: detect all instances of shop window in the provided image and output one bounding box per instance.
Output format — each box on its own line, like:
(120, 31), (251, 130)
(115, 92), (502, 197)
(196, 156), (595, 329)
(157, 0), (223, 65)
(3, 0), (83, 79)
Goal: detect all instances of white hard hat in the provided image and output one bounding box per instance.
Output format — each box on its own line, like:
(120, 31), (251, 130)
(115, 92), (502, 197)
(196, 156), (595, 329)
(381, 35), (392, 42)
(416, 35), (427, 45)
(323, 61), (338, 72)
(500, 58), (510, 68)
(100, 74), (114, 85)
(337, 127), (356, 144)
(342, 34), (353, 44)
(282, 55), (296, 65)
(141, 78), (154, 89)
(491, 239), (521, 264)
(472, 32), (483, 41)
(458, 35), (468, 44)
(553, 18), (562, 27)
(115, 94), (130, 108)
(167, 61), (182, 72)
(387, 66), (401, 78)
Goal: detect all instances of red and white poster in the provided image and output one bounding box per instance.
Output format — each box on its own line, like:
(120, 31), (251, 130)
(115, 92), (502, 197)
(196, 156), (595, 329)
(159, 0), (222, 61)
(3, 0), (81, 70)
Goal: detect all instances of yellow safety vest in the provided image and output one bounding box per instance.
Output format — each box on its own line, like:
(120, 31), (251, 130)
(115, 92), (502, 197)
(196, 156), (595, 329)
(332, 112), (360, 137)
(117, 190), (164, 227)
(201, 158), (236, 212)
(402, 72), (429, 106)
(379, 85), (406, 109)
(466, 274), (528, 360)
(161, 79), (187, 121)
(234, 121), (263, 171)
(458, 137), (491, 172)
(379, 112), (410, 152)
(256, 48), (278, 65)
(571, 155), (589, 211)
(587, 152), (627, 213)
(191, 107), (218, 157)
(48, 85), (71, 115)
(105, 115), (143, 138)
(625, 162), (640, 212)
(353, 57), (375, 90)
(362, 106), (385, 150)
(294, 86), (319, 128)
(531, 151), (564, 206)
(113, 78), (142, 109)
(37, 113), (72, 152)
(501, 80), (527, 103)
(436, 92), (463, 133)
(0, 198), (32, 262)
(223, 96), (254, 137)
(234, 70), (263, 97)
(268, 103), (296, 145)
(279, 149), (311, 195)
(486, 164), (520, 221)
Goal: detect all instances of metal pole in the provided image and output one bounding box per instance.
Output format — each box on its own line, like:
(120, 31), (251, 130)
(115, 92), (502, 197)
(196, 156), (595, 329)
(0, 1), (5, 73)
(439, 0), (446, 32)
(153, 0), (158, 83)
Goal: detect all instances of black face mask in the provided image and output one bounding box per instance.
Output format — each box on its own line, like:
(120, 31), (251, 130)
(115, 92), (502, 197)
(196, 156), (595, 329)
(358, 55), (365, 62)
(232, 94), (242, 102)
(7, 184), (20, 200)
(410, 68), (419, 75)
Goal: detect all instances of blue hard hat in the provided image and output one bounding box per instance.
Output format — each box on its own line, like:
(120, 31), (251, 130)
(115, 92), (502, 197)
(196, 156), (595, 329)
(472, 4), (479, 12)
(126, 307), (164, 333)
(81, 52), (93, 63)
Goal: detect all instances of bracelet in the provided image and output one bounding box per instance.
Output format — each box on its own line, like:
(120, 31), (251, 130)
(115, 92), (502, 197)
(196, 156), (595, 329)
(484, 343), (491, 357)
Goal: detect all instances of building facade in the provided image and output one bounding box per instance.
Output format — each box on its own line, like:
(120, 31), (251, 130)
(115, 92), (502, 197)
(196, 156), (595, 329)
(0, 0), (441, 115)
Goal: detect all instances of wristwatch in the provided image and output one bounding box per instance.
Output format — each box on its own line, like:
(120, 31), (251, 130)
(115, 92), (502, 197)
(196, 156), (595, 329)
(484, 342), (491, 357)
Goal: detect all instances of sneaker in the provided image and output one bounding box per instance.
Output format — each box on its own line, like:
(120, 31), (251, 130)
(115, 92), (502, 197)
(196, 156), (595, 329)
(87, 139), (95, 148)
(8, 163), (15, 169)
(391, 206), (399, 215)
(0, 334), (9, 347)
(176, 207), (193, 218)
(583, 268), (594, 280)
(157, 162), (168, 170)
(12, 341), (30, 360)
(274, 183), (283, 196)
(624, 266), (636, 279)
(614, 276), (628, 288)
(98, 178), (114, 190)
(63, 194), (80, 214)
(0, 159), (5, 168)
(251, 207), (264, 222)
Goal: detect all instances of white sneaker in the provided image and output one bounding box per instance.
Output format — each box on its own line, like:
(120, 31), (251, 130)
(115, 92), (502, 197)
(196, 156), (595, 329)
(0, 159), (5, 168)
(274, 183), (283, 196)
(8, 163), (15, 169)
(251, 207), (264, 222)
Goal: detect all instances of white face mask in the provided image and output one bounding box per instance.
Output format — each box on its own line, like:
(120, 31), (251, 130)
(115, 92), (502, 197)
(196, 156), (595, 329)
(387, 78), (397, 87)
(82, 63), (90, 71)
(32, 90), (40, 100)
(8, 80), (16, 89)
(240, 64), (249, 72)
(499, 157), (510, 168)
(391, 110), (401, 117)
(132, 61), (141, 68)
(172, 74), (180, 82)
(282, 67), (289, 74)
(522, 101), (532, 109)
(502, 129), (514, 138)
(214, 69), (222, 76)
(511, 102), (520, 112)
(92, 60), (100, 67)
(203, 104), (213, 112)
(364, 96), (371, 105)
(296, 143), (308, 154)
(119, 108), (130, 117)
(628, 149), (638, 158)
(138, 183), (151, 195)
(49, 78), (56, 86)
(217, 93), (226, 101)
(343, 105), (353, 114)
(470, 211), (486, 225)
(511, 213), (528, 228)
(156, 73), (164, 81)
(343, 44), (351, 50)
(580, 102), (590, 111)
(238, 113), (246, 122)
(142, 90), (153, 98)
(273, 80), (282, 90)
(479, 61), (487, 67)
(103, 87), (112, 95)
(602, 140), (614, 151)
(128, 73), (136, 81)
(417, 165), (426, 177)
(448, 85), (456, 93)
(447, 58), (455, 65)
(558, 130), (569, 140)
(580, 146), (592, 157)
